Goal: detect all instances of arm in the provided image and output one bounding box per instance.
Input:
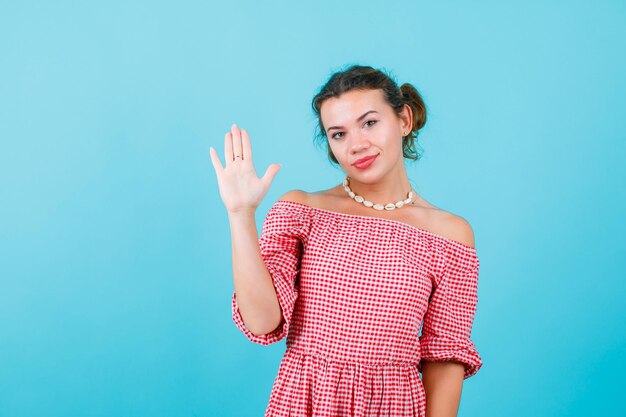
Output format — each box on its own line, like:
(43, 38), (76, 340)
(421, 361), (465, 417)
(419, 216), (482, 416)
(229, 208), (282, 337)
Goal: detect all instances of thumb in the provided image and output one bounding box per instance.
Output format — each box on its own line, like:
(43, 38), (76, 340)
(261, 163), (281, 186)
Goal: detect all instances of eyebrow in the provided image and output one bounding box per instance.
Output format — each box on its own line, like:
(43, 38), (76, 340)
(326, 110), (379, 133)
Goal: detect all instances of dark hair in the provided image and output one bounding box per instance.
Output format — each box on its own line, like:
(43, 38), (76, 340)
(311, 64), (427, 166)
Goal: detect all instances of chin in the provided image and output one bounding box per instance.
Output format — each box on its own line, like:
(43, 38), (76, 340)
(347, 170), (382, 182)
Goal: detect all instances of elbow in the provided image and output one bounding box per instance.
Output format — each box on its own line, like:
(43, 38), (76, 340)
(244, 311), (284, 337)
(234, 290), (284, 337)
(248, 319), (283, 337)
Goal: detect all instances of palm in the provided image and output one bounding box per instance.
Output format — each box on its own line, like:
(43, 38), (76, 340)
(209, 124), (281, 213)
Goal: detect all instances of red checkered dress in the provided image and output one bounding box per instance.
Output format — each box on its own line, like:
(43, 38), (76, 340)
(232, 199), (482, 417)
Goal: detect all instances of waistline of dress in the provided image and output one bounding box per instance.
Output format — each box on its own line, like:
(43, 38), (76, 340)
(285, 346), (419, 369)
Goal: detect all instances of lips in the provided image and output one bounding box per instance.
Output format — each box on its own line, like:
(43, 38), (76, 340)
(352, 154), (379, 166)
(351, 154), (379, 170)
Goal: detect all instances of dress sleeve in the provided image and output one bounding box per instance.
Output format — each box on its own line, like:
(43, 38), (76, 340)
(417, 240), (483, 379)
(231, 201), (310, 346)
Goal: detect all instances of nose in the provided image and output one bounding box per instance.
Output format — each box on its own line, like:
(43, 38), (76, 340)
(350, 130), (371, 154)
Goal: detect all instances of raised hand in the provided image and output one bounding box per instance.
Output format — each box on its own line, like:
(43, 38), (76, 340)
(209, 123), (281, 214)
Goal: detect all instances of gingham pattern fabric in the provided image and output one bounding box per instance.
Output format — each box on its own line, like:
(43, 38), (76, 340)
(232, 199), (482, 417)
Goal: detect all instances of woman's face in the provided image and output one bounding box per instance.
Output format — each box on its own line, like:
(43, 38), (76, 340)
(320, 88), (411, 180)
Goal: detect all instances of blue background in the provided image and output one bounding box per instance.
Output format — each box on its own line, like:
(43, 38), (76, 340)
(1, 1), (625, 416)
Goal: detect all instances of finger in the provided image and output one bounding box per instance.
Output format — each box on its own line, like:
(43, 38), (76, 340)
(231, 123), (243, 162)
(209, 146), (224, 175)
(241, 128), (252, 165)
(261, 163), (281, 187)
(224, 131), (233, 167)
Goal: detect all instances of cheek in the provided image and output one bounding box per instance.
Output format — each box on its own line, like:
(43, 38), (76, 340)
(379, 132), (401, 151)
(328, 141), (343, 155)
(328, 142), (343, 160)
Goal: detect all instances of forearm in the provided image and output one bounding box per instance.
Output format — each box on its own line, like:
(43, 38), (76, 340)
(228, 209), (282, 336)
(421, 361), (465, 417)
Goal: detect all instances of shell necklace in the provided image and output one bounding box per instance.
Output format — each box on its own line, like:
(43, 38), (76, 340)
(343, 176), (415, 211)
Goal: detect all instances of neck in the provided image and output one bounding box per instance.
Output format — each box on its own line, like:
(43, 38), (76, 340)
(345, 170), (414, 204)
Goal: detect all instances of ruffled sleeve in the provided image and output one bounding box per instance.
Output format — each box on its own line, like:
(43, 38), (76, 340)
(231, 200), (311, 345)
(418, 239), (483, 379)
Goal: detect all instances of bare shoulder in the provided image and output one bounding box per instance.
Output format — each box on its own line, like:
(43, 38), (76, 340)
(409, 194), (476, 248)
(279, 186), (338, 205)
(436, 210), (476, 248)
(277, 189), (310, 205)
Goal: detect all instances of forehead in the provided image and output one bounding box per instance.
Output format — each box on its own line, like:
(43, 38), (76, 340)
(320, 88), (388, 122)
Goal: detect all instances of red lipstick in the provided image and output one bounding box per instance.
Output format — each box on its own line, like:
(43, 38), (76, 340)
(352, 154), (379, 169)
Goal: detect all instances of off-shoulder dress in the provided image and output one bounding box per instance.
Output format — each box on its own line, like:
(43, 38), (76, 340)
(231, 199), (483, 417)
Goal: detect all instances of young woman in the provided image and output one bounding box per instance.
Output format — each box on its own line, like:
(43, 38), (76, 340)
(209, 64), (483, 417)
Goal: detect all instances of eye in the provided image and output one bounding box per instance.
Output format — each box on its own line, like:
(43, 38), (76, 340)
(330, 120), (377, 140)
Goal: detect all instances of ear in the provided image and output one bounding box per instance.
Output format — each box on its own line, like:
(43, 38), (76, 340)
(400, 103), (413, 132)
